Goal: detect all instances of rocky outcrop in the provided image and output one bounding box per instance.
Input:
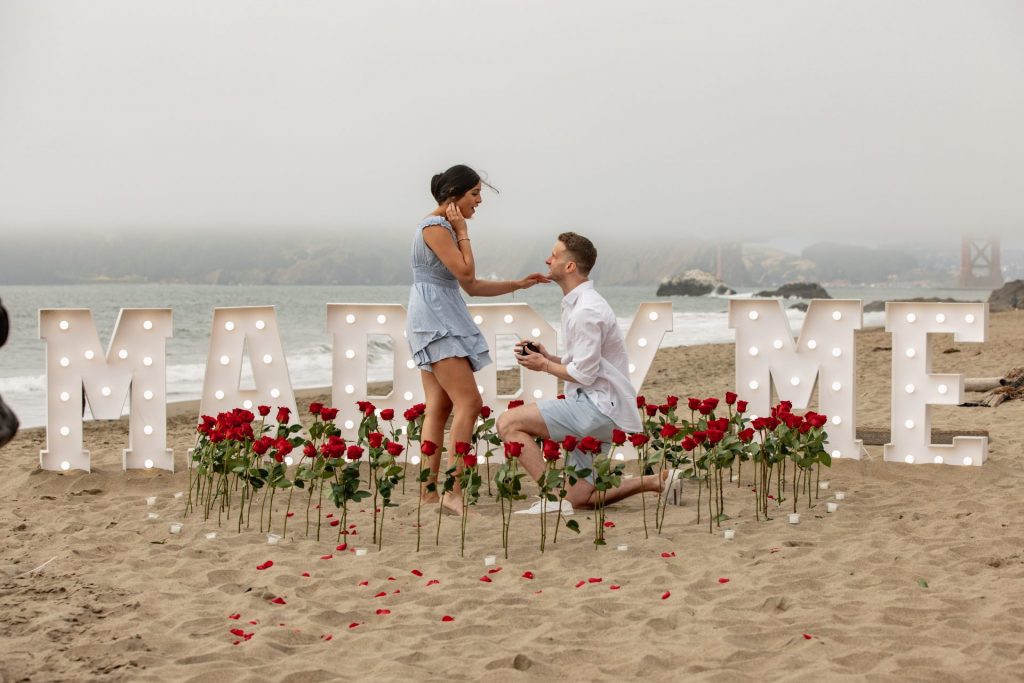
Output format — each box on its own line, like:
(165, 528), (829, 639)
(988, 280), (1024, 312)
(656, 270), (735, 297)
(754, 282), (831, 299)
(863, 297), (971, 313)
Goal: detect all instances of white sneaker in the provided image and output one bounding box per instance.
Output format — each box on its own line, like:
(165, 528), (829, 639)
(662, 469), (684, 507)
(513, 499), (574, 516)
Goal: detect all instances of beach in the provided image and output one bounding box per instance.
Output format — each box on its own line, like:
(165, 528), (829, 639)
(2, 310), (1024, 682)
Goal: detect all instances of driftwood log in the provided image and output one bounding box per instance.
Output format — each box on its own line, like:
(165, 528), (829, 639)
(964, 377), (1005, 393)
(856, 427), (990, 446)
(962, 367), (1024, 408)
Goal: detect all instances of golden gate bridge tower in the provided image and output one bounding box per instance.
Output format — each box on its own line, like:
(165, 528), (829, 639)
(959, 238), (1003, 289)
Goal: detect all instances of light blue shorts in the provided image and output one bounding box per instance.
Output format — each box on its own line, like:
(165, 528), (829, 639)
(537, 389), (614, 485)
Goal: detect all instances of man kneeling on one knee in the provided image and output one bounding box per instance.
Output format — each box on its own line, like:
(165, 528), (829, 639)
(496, 232), (677, 513)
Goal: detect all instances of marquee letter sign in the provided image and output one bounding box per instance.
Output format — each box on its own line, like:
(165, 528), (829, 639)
(884, 302), (988, 466)
(729, 299), (863, 460)
(199, 306), (300, 429)
(39, 308), (173, 472)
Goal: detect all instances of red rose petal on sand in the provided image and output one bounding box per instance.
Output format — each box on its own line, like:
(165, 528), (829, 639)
(320, 554), (333, 560)
(256, 560), (274, 570)
(575, 581), (586, 588)
(411, 569), (423, 577)
(301, 572), (310, 578)
(441, 615), (455, 622)
(587, 577), (603, 583)
(322, 634), (333, 641)
(336, 544), (347, 551)
(243, 632), (254, 641)
(326, 513), (334, 518)
(660, 552), (676, 558)
(232, 641), (240, 646)
(803, 634), (812, 640)
(348, 523), (357, 529)
(348, 622), (361, 629)
(228, 613), (241, 620)
(770, 547), (781, 554)
(610, 585), (621, 590)
(718, 578), (730, 584)
(230, 628), (245, 637)
(329, 519), (340, 527)
(480, 575), (492, 583)
(349, 530), (358, 535)
(387, 576), (397, 581)
(376, 609), (391, 616)
(358, 580), (369, 586)
(521, 571), (535, 580)
(534, 590), (543, 594)
(426, 579), (440, 586)
(392, 589), (401, 594)
(661, 591), (671, 600)
(271, 597), (286, 605)
(603, 521), (615, 528)
(286, 512), (295, 517)
(248, 620), (259, 625)
(373, 591), (387, 598)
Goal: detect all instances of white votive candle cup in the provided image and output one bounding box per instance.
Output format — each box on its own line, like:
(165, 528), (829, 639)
(147, 512), (158, 520)
(835, 491), (846, 501)
(169, 523), (182, 534)
(788, 513), (800, 524)
(205, 532), (217, 540)
(146, 496), (157, 506)
(355, 548), (368, 557)
(616, 544), (628, 551)
(483, 555), (496, 566)
(266, 533), (281, 545)
(826, 502), (838, 513)
(723, 529), (735, 540)
(819, 481), (830, 490)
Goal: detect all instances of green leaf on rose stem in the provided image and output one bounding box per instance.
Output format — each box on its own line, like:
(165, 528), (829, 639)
(917, 578), (929, 589)
(565, 519), (581, 534)
(714, 513), (731, 522)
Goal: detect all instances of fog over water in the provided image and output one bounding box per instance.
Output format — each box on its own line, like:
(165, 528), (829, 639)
(1, 0), (1022, 248)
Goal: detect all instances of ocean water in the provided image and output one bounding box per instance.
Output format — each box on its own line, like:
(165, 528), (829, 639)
(0, 283), (979, 427)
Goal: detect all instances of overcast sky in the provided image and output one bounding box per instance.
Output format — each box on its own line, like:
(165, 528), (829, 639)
(1, 0), (1021, 247)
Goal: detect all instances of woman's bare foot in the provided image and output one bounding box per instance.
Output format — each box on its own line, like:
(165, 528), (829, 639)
(439, 493), (463, 516)
(421, 489), (440, 504)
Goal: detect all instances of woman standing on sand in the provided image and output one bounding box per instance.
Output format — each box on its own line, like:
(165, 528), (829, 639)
(407, 165), (549, 513)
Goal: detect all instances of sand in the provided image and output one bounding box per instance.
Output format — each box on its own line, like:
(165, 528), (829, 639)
(2, 311), (1024, 682)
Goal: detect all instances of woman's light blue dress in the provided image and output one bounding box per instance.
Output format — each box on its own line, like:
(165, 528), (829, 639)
(406, 216), (492, 372)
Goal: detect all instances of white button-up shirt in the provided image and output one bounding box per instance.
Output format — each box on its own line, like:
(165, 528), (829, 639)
(560, 281), (643, 433)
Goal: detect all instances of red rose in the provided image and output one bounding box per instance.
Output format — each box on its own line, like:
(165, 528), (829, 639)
(692, 430), (707, 444)
(368, 432), (384, 449)
(766, 416), (781, 431)
(739, 428), (755, 443)
(611, 429), (627, 446)
(704, 397), (719, 410)
(275, 438), (293, 457)
(681, 436), (697, 451)
(736, 400), (748, 414)
(420, 440), (438, 456)
(751, 417), (766, 430)
(257, 405), (271, 417)
(578, 436), (602, 454)
(542, 439), (561, 461)
(706, 429), (724, 444)
(712, 417), (729, 432)
(660, 423), (680, 439)
(308, 402), (324, 415)
(811, 414), (828, 428)
(658, 404), (671, 415)
(628, 433), (649, 447)
(386, 441), (404, 457)
(507, 400), (525, 410)
(725, 391), (737, 405)
(561, 435), (578, 452)
(380, 408), (395, 421)
(777, 400), (793, 414)
(504, 441), (524, 459)
(462, 454), (478, 468)
(798, 422), (812, 434)
(253, 436), (272, 455)
(687, 397), (702, 411)
(645, 405), (659, 417)
(320, 407), (339, 421)
(403, 408), (419, 421)
(784, 414), (802, 430)
(557, 394), (566, 400)
(697, 403), (714, 415)
(346, 445), (364, 461)
(276, 407), (291, 424)
(303, 443), (317, 458)
(480, 406), (491, 419)
(454, 441), (472, 456)
(665, 395), (679, 408)
(636, 396), (646, 408)
(273, 452), (284, 463)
